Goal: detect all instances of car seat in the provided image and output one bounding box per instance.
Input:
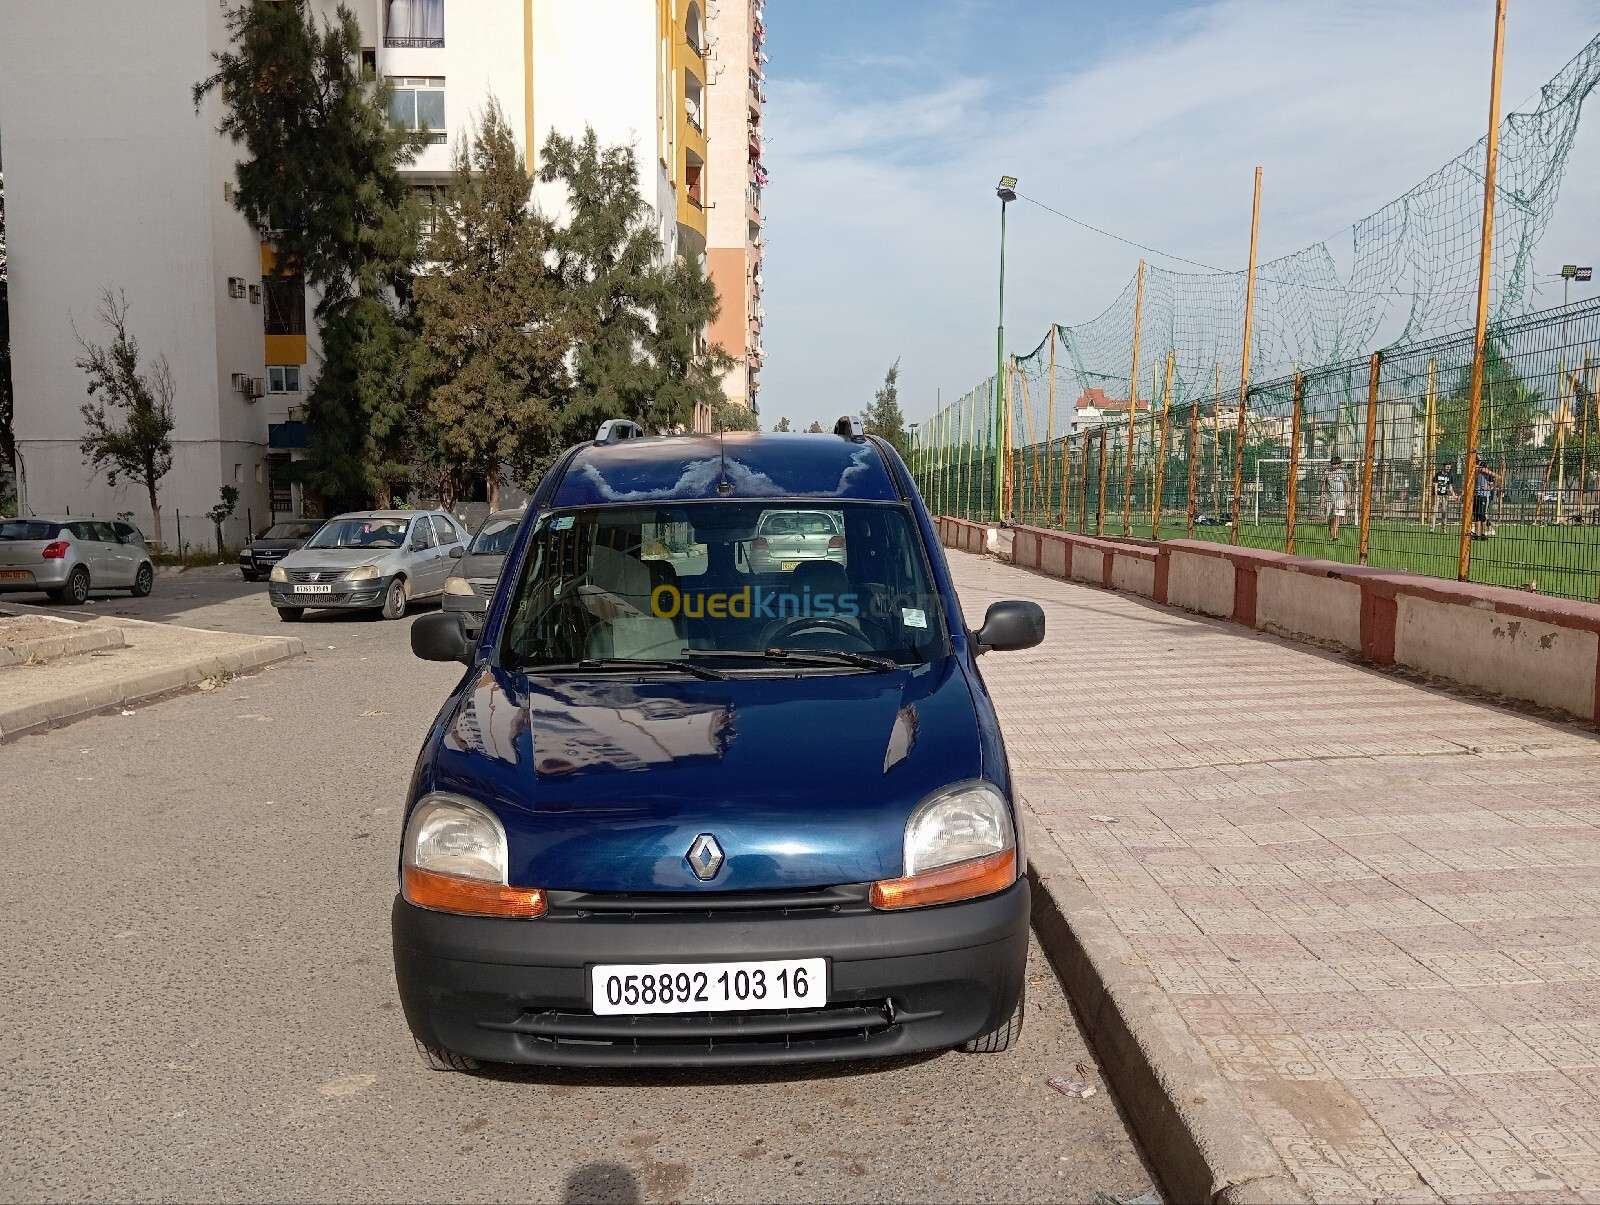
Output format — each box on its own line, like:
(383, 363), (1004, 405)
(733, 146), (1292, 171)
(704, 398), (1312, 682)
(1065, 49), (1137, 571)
(582, 544), (683, 659)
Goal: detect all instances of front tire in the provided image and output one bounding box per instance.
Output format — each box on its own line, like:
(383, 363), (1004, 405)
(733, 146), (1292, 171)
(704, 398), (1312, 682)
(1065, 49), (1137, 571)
(380, 578), (407, 621)
(414, 1039), (480, 1073)
(48, 565), (92, 606)
(276, 607), (304, 623)
(130, 563), (154, 597)
(960, 983), (1025, 1054)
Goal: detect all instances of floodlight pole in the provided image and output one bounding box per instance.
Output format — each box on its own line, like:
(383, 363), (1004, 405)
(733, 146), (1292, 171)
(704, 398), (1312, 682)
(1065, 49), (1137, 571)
(1458, 0), (1507, 582)
(994, 178), (1017, 523)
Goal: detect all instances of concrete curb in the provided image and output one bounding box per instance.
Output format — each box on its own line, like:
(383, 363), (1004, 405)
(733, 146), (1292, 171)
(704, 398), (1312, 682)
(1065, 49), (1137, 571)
(1023, 803), (1307, 1205)
(0, 630), (306, 741)
(0, 623), (124, 667)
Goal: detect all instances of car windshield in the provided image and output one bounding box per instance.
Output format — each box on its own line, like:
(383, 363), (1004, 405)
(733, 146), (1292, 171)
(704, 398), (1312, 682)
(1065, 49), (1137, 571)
(305, 518), (409, 549)
(499, 502), (946, 671)
(263, 522), (315, 540)
(470, 518), (520, 556)
(0, 520), (63, 541)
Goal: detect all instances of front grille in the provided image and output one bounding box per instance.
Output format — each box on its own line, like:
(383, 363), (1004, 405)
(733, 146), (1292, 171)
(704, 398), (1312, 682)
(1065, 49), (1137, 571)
(471, 579), (496, 599)
(287, 567), (346, 584)
(252, 548), (287, 562)
(543, 883), (873, 920)
(489, 1000), (897, 1051)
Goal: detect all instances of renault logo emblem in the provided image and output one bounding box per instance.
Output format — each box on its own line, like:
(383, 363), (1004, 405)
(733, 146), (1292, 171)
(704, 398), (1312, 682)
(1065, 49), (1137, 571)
(686, 834), (725, 881)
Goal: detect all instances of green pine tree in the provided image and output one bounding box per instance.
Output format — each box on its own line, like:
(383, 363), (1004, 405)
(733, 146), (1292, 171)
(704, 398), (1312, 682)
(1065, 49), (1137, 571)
(806, 421), (824, 433)
(773, 417), (792, 432)
(196, 1), (426, 507)
(411, 101), (570, 505)
(864, 359), (908, 455)
(539, 128), (731, 442)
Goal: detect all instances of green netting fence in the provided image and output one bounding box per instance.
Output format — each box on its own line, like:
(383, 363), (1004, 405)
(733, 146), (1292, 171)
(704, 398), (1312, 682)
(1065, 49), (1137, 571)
(913, 29), (1600, 603)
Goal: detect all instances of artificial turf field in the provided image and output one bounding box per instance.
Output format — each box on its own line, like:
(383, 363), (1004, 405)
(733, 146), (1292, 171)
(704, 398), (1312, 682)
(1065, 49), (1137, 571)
(1168, 516), (1600, 601)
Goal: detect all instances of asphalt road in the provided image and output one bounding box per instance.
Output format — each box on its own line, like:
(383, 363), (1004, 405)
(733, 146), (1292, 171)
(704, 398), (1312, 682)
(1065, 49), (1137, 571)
(0, 577), (1157, 1204)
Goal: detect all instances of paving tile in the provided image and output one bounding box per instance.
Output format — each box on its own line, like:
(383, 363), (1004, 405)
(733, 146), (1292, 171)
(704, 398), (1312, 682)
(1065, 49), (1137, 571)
(948, 552), (1600, 1201)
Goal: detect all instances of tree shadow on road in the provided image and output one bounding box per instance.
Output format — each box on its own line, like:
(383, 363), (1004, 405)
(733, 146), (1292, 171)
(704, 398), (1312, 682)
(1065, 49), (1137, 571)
(563, 1160), (641, 1204)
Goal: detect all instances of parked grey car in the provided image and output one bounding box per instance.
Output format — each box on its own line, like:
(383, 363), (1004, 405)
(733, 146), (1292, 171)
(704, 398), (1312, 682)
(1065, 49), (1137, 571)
(267, 510), (467, 622)
(746, 508), (848, 574)
(0, 517), (155, 603)
(440, 508), (522, 633)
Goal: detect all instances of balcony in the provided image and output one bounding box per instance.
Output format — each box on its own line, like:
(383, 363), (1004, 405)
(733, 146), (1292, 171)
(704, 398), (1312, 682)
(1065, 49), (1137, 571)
(746, 183), (761, 211)
(384, 35), (443, 48)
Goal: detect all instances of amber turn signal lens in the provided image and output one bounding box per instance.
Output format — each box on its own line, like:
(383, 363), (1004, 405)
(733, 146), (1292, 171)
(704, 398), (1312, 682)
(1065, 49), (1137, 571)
(869, 849), (1017, 910)
(402, 865), (547, 918)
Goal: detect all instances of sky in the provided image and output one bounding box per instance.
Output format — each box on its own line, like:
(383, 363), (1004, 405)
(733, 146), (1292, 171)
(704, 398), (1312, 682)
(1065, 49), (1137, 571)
(755, 0), (1600, 432)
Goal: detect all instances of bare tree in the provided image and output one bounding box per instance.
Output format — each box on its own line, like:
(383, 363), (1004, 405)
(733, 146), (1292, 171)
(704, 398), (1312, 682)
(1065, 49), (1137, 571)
(75, 289), (176, 546)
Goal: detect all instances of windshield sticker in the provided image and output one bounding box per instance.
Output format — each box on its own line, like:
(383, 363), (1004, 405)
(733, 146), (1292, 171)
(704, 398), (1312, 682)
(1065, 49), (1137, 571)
(551, 515), (575, 531)
(902, 608), (927, 629)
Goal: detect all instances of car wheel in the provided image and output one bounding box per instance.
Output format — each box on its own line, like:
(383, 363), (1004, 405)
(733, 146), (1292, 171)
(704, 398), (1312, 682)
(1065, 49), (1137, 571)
(414, 1038), (481, 1073)
(960, 982), (1025, 1054)
(130, 563), (154, 597)
(276, 607), (304, 623)
(241, 571), (257, 582)
(380, 578), (407, 620)
(51, 566), (91, 606)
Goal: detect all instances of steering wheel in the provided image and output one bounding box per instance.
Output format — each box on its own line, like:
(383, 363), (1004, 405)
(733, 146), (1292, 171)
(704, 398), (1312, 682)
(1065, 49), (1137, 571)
(762, 615), (875, 651)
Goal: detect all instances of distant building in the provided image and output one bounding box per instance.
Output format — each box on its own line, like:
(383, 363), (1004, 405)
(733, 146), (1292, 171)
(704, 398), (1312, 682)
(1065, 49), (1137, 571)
(0, 0), (717, 530)
(704, 0), (766, 421)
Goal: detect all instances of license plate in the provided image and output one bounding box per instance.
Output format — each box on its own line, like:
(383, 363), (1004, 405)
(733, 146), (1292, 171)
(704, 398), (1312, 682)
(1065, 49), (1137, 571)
(591, 958), (827, 1015)
(0, 570), (28, 580)
(780, 560), (800, 571)
(295, 583), (334, 594)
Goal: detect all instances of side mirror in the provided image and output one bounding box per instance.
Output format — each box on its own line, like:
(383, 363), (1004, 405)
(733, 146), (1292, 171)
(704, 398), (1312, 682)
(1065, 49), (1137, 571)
(412, 610), (474, 665)
(971, 600), (1045, 655)
(449, 545), (464, 559)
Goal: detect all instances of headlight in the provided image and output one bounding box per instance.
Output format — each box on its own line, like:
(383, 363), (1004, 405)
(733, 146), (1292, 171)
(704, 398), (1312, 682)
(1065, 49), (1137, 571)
(269, 565), (288, 583)
(239, 549), (253, 558)
(401, 794), (544, 918)
(343, 564), (381, 582)
(443, 575), (476, 597)
(870, 782), (1017, 910)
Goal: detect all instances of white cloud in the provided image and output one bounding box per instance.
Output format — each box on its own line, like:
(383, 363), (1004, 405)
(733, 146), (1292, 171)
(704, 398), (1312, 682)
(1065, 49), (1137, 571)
(758, 0), (1600, 431)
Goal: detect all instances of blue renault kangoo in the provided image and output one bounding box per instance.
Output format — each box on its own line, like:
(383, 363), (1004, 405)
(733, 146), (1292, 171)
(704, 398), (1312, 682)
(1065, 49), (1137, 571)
(397, 418), (1045, 1069)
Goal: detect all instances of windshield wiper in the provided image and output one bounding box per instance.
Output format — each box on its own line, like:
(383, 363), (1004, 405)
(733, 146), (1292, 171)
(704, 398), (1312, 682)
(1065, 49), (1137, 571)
(527, 657), (728, 681)
(685, 648), (897, 672)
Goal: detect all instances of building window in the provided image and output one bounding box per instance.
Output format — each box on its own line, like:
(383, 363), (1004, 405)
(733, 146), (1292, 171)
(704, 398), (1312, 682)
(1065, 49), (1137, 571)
(384, 0), (444, 48)
(360, 48), (377, 76)
(414, 184), (448, 236)
(263, 275), (306, 336)
(267, 365), (302, 394)
(685, 2), (703, 54)
(685, 153), (704, 209)
(388, 77), (446, 143)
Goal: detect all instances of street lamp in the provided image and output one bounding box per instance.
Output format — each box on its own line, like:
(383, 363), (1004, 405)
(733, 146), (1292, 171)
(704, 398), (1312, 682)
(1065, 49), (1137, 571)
(1561, 264), (1593, 308)
(994, 176), (1017, 521)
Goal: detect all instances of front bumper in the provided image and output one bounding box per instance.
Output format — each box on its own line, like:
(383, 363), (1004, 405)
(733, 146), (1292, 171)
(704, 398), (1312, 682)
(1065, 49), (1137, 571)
(392, 879), (1029, 1066)
(268, 574), (395, 610)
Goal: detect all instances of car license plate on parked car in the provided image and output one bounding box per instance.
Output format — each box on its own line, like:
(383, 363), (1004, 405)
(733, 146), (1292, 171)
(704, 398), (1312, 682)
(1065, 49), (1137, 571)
(780, 560), (800, 571)
(591, 958), (826, 1015)
(295, 584), (334, 594)
(0, 570), (28, 580)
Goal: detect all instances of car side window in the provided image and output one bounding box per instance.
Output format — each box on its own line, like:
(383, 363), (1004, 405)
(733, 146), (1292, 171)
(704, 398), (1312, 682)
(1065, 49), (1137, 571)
(410, 519), (436, 549)
(67, 522), (98, 542)
(430, 515), (458, 545)
(92, 522), (121, 543)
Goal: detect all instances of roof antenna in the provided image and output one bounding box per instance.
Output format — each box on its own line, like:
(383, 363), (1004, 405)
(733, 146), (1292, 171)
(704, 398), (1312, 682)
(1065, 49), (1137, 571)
(716, 409), (732, 495)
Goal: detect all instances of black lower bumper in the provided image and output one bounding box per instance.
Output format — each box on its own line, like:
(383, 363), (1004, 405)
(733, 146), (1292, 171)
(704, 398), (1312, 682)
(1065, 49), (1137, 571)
(268, 575), (394, 610)
(391, 881), (1029, 1067)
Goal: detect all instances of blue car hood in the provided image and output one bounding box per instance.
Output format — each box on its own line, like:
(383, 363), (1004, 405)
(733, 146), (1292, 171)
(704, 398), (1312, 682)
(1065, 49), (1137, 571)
(419, 657), (984, 892)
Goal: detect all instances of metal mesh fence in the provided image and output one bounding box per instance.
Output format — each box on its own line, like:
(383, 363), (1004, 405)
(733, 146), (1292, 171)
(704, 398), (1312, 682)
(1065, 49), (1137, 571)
(913, 298), (1600, 603)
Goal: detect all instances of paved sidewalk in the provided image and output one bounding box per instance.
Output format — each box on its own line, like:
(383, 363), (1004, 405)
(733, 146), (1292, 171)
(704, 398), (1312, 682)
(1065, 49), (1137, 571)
(952, 551), (1600, 1203)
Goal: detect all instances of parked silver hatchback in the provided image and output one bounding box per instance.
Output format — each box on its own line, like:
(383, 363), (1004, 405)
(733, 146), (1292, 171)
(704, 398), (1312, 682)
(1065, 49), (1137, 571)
(0, 517), (155, 603)
(267, 510), (466, 622)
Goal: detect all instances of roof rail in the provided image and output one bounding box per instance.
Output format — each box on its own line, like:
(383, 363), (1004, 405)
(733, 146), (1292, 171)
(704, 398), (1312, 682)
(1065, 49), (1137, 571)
(595, 419), (646, 443)
(833, 415), (865, 439)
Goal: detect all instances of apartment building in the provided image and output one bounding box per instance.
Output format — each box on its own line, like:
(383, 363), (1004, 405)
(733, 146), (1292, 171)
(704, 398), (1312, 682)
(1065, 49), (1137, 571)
(0, 0), (715, 530)
(704, 0), (766, 416)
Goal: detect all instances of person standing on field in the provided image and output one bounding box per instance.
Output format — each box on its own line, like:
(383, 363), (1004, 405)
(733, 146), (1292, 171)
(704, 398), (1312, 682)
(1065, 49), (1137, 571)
(1319, 455), (1351, 540)
(1472, 458), (1503, 540)
(1431, 462), (1459, 530)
